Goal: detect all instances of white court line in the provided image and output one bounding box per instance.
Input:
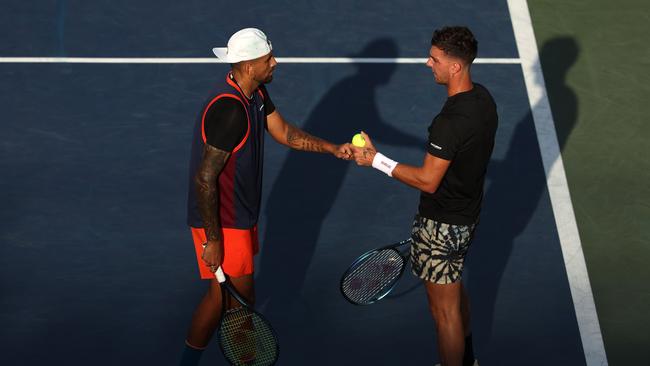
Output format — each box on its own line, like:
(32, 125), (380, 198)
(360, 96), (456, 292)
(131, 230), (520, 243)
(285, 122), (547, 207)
(0, 57), (520, 64)
(507, 1), (608, 365)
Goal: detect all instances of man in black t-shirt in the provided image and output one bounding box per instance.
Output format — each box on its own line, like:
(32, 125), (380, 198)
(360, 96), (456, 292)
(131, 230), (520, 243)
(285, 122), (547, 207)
(352, 26), (497, 366)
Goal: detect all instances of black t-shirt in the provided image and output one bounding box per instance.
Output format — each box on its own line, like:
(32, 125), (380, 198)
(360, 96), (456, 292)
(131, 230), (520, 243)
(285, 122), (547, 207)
(418, 83), (498, 225)
(204, 84), (275, 151)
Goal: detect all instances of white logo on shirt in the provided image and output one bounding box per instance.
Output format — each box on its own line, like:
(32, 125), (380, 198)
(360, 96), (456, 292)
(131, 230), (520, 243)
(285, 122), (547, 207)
(259, 104), (264, 111)
(430, 142), (443, 150)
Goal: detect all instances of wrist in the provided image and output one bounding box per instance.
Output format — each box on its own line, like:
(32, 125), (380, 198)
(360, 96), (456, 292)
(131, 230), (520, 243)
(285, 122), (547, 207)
(372, 152), (398, 177)
(326, 142), (337, 155)
(205, 237), (223, 246)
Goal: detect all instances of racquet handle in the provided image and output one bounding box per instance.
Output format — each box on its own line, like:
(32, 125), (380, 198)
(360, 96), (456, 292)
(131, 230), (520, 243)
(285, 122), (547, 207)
(215, 267), (226, 283)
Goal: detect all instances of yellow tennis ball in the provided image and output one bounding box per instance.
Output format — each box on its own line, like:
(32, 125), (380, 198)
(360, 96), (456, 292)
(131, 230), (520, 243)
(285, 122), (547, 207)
(352, 133), (366, 147)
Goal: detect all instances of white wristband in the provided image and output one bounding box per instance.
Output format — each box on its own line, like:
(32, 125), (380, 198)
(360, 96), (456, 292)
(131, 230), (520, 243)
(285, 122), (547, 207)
(372, 152), (398, 177)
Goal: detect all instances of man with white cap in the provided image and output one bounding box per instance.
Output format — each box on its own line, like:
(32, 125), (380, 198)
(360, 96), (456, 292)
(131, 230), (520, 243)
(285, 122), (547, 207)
(181, 28), (352, 365)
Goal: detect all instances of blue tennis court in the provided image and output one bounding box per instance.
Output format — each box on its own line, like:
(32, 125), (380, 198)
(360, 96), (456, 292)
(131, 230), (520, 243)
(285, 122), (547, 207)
(0, 1), (602, 365)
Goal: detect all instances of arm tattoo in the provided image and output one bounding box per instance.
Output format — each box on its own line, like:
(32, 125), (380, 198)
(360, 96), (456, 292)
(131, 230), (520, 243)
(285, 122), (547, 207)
(286, 123), (329, 153)
(194, 144), (230, 242)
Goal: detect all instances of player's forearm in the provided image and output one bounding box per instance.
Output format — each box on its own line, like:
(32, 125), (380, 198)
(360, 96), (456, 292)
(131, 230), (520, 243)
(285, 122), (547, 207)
(392, 164), (440, 194)
(195, 172), (223, 242)
(194, 145), (230, 242)
(285, 123), (335, 153)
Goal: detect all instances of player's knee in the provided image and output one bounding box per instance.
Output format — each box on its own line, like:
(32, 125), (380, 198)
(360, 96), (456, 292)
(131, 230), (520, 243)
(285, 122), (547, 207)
(429, 303), (461, 324)
(206, 283), (224, 303)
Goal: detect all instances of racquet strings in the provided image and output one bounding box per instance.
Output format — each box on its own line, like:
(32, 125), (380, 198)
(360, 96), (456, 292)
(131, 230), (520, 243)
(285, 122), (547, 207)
(219, 307), (278, 365)
(341, 248), (405, 304)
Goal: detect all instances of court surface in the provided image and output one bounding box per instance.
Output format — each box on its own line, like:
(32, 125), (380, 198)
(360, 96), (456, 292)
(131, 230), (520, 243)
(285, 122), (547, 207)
(0, 1), (605, 365)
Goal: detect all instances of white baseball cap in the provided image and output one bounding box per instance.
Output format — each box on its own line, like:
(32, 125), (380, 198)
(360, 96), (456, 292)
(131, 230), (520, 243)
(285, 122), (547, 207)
(212, 28), (273, 63)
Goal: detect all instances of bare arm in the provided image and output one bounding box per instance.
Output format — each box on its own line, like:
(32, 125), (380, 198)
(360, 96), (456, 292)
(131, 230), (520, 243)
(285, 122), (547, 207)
(352, 131), (450, 194)
(194, 144), (230, 269)
(391, 154), (450, 193)
(266, 110), (352, 158)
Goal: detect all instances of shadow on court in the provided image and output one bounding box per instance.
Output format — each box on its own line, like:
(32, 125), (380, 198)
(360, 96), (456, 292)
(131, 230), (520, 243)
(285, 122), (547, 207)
(254, 38), (422, 355)
(466, 37), (584, 365)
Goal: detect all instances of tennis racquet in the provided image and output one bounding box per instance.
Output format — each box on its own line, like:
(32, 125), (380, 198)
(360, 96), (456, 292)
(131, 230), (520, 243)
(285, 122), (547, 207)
(214, 267), (279, 366)
(340, 238), (412, 305)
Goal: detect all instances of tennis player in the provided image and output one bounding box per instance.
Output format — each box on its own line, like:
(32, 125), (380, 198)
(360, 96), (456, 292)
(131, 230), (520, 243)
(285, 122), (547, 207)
(180, 28), (353, 365)
(351, 26), (497, 366)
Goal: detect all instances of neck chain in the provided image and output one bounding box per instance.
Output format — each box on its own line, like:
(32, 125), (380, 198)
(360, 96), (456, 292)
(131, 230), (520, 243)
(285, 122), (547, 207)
(229, 72), (252, 100)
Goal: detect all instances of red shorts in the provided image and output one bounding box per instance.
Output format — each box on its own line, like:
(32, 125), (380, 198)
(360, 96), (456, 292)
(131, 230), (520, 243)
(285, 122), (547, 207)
(190, 226), (259, 279)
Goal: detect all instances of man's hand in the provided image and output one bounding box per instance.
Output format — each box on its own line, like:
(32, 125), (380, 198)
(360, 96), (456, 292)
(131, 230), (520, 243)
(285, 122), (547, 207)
(351, 131), (377, 166)
(202, 239), (224, 273)
(335, 143), (354, 160)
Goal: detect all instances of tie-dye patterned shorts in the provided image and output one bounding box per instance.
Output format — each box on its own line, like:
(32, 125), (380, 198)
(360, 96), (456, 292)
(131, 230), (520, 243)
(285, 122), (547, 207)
(410, 214), (477, 284)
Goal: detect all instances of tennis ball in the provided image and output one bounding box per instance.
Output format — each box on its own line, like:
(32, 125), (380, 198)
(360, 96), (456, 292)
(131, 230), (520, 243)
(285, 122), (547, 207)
(351, 133), (366, 147)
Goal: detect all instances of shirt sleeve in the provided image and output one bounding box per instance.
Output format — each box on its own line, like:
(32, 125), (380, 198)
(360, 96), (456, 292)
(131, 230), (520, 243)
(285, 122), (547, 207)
(203, 97), (248, 152)
(426, 115), (460, 161)
(259, 84), (276, 116)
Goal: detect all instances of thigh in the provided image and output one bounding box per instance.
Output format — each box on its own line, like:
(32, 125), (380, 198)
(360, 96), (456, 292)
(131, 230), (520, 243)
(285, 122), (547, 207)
(206, 274), (255, 310)
(204, 273), (255, 309)
(229, 273), (255, 305)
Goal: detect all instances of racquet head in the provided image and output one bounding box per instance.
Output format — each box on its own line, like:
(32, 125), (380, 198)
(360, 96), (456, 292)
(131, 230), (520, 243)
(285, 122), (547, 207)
(217, 306), (279, 366)
(340, 246), (407, 305)
(214, 267), (279, 365)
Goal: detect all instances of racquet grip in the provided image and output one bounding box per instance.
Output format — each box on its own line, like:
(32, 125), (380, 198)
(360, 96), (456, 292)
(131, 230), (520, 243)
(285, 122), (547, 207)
(215, 267), (226, 283)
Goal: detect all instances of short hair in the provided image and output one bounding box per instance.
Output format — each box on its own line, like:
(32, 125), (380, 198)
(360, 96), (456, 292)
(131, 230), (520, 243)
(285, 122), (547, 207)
(431, 26), (478, 65)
